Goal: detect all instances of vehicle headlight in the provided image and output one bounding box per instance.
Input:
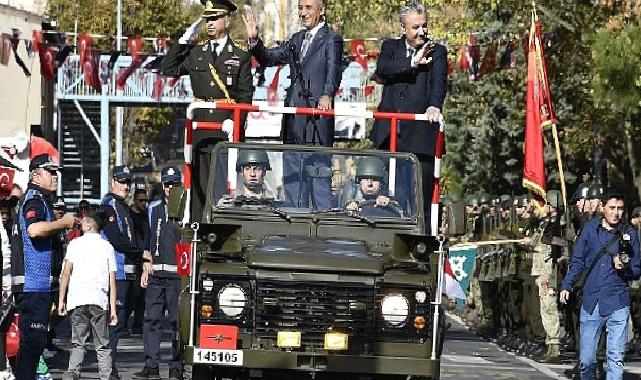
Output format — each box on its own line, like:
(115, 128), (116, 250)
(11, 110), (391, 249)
(202, 278), (214, 292)
(381, 294), (410, 327)
(218, 285), (247, 318)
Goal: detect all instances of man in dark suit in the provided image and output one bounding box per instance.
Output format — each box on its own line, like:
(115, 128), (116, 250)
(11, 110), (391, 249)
(370, 2), (448, 232)
(162, 0), (254, 220)
(242, 0), (343, 210)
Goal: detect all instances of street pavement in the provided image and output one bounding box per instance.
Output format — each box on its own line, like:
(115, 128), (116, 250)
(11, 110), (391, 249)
(41, 315), (641, 379)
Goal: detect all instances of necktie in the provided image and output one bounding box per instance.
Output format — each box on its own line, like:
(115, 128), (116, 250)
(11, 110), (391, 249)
(211, 42), (219, 61)
(300, 32), (312, 61)
(407, 47), (415, 58)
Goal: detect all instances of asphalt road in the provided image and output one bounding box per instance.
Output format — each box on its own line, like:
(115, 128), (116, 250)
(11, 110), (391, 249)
(41, 315), (641, 379)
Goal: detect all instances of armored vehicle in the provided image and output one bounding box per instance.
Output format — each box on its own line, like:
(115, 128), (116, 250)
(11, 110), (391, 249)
(176, 142), (445, 380)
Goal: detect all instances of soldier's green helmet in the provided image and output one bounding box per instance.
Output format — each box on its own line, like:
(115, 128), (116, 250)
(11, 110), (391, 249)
(477, 192), (491, 205)
(499, 194), (512, 209)
(355, 156), (386, 181)
(514, 195), (529, 207)
(546, 190), (563, 209)
(587, 182), (605, 200)
(236, 149), (271, 172)
(571, 182), (591, 203)
(465, 195), (478, 207)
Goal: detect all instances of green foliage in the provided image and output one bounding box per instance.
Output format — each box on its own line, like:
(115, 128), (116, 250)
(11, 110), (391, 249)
(591, 23), (641, 111)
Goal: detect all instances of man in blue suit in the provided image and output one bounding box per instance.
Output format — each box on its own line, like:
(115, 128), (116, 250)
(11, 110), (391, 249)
(242, 0), (343, 209)
(560, 189), (641, 380)
(370, 2), (448, 231)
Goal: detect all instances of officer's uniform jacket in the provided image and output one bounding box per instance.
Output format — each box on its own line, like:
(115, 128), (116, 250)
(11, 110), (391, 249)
(101, 193), (141, 281)
(11, 186), (55, 293)
(147, 199), (182, 278)
(162, 36), (254, 122)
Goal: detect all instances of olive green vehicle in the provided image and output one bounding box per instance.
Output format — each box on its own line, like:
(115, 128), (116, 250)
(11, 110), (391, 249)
(174, 142), (445, 380)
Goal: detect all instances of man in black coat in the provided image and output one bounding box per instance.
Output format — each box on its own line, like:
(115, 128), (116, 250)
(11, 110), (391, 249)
(370, 1), (448, 231)
(242, 0), (343, 209)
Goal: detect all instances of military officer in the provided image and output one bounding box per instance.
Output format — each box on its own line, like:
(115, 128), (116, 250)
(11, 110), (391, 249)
(133, 167), (183, 380)
(162, 0), (254, 220)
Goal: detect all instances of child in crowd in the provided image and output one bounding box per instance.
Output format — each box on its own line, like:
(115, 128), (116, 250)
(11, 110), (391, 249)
(58, 207), (117, 380)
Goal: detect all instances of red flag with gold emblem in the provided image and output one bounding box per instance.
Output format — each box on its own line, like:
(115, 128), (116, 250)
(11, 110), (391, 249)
(523, 11), (556, 207)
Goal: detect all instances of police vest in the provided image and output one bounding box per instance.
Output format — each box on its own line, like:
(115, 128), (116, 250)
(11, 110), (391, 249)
(148, 200), (181, 277)
(11, 189), (53, 293)
(101, 194), (136, 280)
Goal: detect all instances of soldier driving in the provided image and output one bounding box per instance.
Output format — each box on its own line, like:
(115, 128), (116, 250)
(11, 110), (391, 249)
(162, 0), (254, 219)
(345, 157), (403, 218)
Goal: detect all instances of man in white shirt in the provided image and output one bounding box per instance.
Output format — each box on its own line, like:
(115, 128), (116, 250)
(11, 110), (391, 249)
(59, 207), (117, 380)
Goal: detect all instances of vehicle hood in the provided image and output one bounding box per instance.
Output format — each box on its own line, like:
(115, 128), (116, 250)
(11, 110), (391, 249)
(245, 235), (383, 275)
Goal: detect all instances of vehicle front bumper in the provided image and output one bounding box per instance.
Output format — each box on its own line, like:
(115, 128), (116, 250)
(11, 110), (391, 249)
(184, 346), (440, 377)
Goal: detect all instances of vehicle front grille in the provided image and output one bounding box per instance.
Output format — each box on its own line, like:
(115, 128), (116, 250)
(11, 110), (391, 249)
(255, 280), (375, 353)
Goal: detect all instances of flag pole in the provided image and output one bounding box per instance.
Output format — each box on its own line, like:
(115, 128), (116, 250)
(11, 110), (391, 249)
(552, 124), (569, 214)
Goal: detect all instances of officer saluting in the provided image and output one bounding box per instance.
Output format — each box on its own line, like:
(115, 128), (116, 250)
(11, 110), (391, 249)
(162, 0), (254, 220)
(133, 167), (183, 380)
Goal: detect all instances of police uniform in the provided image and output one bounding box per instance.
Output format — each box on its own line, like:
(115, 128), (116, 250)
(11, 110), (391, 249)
(10, 154), (61, 380)
(162, 0), (254, 222)
(134, 167), (183, 380)
(100, 165), (143, 378)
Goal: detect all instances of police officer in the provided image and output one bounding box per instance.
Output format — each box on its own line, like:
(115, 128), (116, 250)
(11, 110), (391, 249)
(345, 156), (403, 218)
(217, 149), (276, 207)
(162, 0), (254, 220)
(11, 154), (76, 380)
(100, 165), (145, 380)
(133, 167), (183, 380)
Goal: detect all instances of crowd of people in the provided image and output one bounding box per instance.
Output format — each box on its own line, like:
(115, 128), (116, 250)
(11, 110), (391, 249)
(0, 154), (185, 380)
(455, 182), (641, 380)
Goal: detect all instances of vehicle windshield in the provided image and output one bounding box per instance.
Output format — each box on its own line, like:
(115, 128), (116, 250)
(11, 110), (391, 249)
(210, 144), (420, 221)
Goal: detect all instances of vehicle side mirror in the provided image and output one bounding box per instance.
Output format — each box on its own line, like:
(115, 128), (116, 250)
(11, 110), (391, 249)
(167, 187), (187, 220)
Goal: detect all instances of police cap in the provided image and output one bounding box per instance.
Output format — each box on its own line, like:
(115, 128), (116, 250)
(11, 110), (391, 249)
(112, 165), (132, 182)
(161, 166), (182, 184)
(29, 154), (60, 172)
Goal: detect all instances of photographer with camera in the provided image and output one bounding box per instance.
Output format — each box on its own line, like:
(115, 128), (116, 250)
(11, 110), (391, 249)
(560, 189), (641, 380)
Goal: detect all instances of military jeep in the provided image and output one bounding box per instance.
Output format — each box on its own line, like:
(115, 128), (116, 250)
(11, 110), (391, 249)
(178, 142), (444, 380)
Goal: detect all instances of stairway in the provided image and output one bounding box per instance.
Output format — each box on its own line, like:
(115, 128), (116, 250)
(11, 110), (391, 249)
(58, 100), (102, 205)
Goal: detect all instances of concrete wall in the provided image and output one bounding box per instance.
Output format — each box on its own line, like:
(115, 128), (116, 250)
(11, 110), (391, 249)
(0, 4), (45, 139)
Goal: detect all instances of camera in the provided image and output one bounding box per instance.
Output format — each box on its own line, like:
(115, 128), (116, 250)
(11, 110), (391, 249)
(616, 233), (632, 266)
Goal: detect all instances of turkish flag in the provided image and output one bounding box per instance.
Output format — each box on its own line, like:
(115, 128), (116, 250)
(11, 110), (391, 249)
(116, 54), (145, 89)
(523, 13), (556, 207)
(350, 39), (368, 71)
(32, 30), (43, 54)
(267, 65), (283, 106)
(78, 33), (92, 69)
(0, 167), (15, 196)
(175, 242), (191, 277)
(152, 75), (165, 101)
(39, 44), (55, 81)
(83, 48), (101, 92)
(127, 36), (144, 60)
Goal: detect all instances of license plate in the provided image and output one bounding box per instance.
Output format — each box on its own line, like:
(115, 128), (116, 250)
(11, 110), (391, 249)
(193, 349), (243, 366)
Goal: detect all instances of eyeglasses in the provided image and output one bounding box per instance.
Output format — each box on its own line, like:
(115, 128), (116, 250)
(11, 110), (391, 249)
(116, 180), (132, 185)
